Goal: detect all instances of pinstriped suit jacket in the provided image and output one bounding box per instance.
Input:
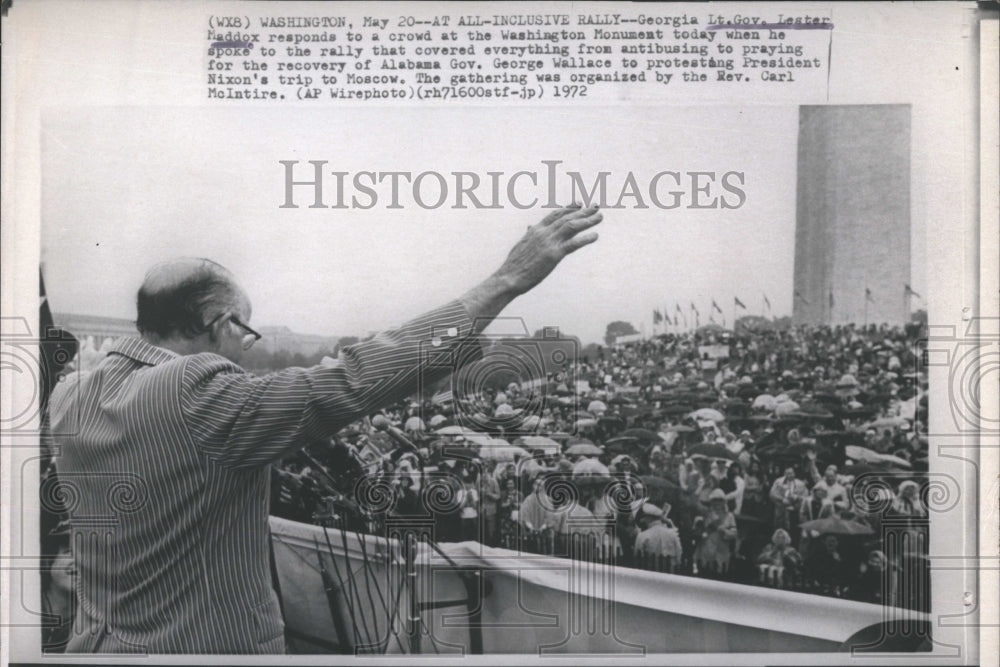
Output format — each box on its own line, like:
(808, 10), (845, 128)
(49, 301), (478, 654)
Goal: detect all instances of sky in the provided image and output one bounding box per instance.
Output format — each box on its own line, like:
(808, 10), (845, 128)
(39, 103), (924, 345)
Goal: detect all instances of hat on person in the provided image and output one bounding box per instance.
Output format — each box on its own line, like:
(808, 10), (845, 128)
(639, 503), (664, 519)
(708, 488), (727, 502)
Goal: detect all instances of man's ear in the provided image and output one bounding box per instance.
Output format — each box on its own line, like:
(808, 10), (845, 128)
(207, 311), (231, 343)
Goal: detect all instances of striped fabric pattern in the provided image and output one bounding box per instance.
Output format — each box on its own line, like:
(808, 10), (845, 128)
(48, 300), (478, 654)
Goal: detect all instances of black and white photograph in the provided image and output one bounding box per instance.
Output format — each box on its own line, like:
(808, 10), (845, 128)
(1, 1), (996, 665)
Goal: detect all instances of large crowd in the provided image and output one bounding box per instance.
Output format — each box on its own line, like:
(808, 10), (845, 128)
(271, 320), (930, 611)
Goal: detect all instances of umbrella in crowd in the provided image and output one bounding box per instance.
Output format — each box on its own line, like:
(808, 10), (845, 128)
(864, 416), (911, 430)
(519, 415), (543, 431)
(841, 463), (901, 476)
(587, 400), (608, 414)
(478, 445), (529, 462)
(773, 401), (801, 416)
(404, 416), (425, 432)
(599, 414), (625, 428)
(520, 435), (561, 454)
(607, 395), (634, 405)
(846, 445), (912, 468)
(605, 436), (641, 447)
(640, 474), (682, 496)
(463, 433), (496, 448)
(751, 394), (777, 410)
(687, 443), (736, 461)
(691, 407), (725, 423)
(800, 516), (874, 536)
(621, 428), (663, 443)
(565, 443), (604, 457)
(495, 403), (516, 417)
(572, 457), (610, 476)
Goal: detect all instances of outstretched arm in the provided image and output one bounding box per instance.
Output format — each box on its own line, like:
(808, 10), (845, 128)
(459, 203), (602, 331)
(183, 204), (602, 468)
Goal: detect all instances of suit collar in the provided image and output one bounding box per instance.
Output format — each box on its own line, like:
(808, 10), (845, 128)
(108, 337), (179, 367)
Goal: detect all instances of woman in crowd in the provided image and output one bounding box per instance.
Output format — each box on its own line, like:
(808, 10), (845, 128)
(756, 528), (802, 587)
(694, 489), (738, 577)
(719, 462), (745, 515)
(497, 477), (522, 549)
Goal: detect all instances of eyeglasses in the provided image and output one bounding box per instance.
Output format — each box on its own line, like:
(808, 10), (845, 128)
(230, 315), (262, 350)
(206, 312), (262, 350)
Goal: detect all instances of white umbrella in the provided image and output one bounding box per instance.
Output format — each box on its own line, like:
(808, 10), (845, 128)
(587, 400), (608, 414)
(752, 394), (777, 410)
(691, 408), (725, 423)
(404, 416), (425, 432)
(873, 453), (912, 468)
(435, 425), (465, 435)
(463, 433), (495, 448)
(520, 435), (561, 453)
(429, 414), (447, 427)
(478, 445), (529, 462)
(572, 458), (610, 476)
(844, 445), (910, 468)
(774, 401), (801, 416)
(519, 415), (542, 431)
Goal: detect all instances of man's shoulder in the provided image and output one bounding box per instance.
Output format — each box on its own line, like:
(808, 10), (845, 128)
(178, 352), (249, 385)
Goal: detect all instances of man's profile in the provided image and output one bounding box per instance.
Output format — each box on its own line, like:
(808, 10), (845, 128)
(48, 204), (602, 654)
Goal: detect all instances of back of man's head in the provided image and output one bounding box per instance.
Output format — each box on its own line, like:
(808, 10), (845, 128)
(136, 258), (243, 340)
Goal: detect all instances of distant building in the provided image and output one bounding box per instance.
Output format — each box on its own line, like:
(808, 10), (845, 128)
(792, 105), (912, 326)
(53, 312), (339, 358)
(52, 312), (135, 348)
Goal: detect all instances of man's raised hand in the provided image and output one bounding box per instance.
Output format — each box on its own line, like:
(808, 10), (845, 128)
(458, 204), (603, 332)
(494, 204), (603, 296)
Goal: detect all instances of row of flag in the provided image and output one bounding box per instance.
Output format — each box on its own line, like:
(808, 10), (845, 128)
(652, 295), (760, 327)
(653, 284), (922, 326)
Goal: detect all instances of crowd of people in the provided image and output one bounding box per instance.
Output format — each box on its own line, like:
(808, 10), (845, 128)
(270, 319), (930, 611)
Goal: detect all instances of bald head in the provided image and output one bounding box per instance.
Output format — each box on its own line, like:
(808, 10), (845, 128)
(136, 258), (248, 340)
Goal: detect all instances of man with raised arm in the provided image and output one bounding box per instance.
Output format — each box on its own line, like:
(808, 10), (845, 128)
(48, 204), (601, 654)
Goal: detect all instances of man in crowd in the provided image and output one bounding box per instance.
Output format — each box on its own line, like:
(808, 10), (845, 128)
(519, 477), (556, 534)
(769, 467), (809, 532)
(810, 463), (849, 513)
(479, 464), (501, 546)
(48, 204), (602, 654)
(633, 503), (683, 570)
